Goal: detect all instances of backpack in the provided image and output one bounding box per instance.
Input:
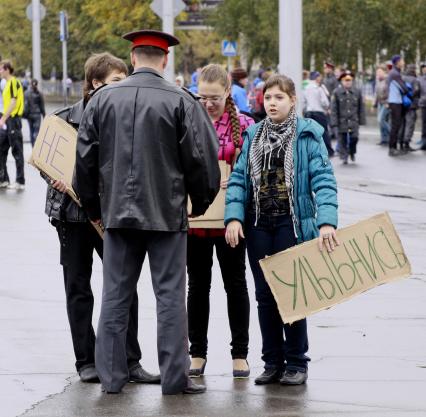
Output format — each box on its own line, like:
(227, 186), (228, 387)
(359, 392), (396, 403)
(402, 82), (413, 108)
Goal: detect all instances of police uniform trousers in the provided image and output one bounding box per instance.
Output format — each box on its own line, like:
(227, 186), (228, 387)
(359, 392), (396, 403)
(56, 220), (141, 372)
(96, 228), (190, 394)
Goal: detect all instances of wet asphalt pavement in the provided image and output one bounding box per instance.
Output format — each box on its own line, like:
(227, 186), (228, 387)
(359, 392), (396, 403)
(0, 109), (425, 416)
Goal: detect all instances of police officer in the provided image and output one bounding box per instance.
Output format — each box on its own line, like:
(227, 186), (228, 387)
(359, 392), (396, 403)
(330, 70), (366, 164)
(75, 30), (220, 395)
(323, 61), (338, 96)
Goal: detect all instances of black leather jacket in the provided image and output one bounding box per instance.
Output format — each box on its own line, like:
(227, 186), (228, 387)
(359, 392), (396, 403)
(24, 89), (46, 117)
(75, 67), (220, 231)
(44, 100), (87, 223)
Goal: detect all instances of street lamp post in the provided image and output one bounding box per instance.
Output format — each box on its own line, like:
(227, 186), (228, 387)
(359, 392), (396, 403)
(59, 11), (69, 106)
(279, 0), (302, 114)
(162, 0), (175, 81)
(32, 0), (42, 87)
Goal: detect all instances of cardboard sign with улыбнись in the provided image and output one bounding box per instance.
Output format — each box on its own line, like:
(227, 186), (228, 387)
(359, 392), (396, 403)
(259, 212), (411, 324)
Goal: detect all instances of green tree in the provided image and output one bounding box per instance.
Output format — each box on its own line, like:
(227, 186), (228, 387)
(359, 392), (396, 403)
(41, 0), (159, 79)
(303, 0), (426, 69)
(0, 0), (32, 74)
(211, 0), (426, 71)
(210, 0), (279, 68)
(175, 29), (224, 80)
(3, 0), (426, 81)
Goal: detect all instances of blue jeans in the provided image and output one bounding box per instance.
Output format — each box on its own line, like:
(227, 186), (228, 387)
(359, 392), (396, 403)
(28, 114), (42, 147)
(378, 104), (390, 144)
(245, 212), (310, 372)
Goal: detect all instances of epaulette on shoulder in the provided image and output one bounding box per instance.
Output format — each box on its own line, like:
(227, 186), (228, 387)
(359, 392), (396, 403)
(181, 87), (200, 101)
(53, 106), (72, 117)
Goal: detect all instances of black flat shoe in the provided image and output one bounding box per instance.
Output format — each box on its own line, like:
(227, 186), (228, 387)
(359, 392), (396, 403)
(79, 365), (100, 383)
(254, 368), (282, 385)
(183, 381), (206, 394)
(129, 364), (161, 384)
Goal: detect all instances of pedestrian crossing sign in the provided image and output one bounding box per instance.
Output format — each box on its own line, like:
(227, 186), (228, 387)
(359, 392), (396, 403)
(222, 40), (237, 57)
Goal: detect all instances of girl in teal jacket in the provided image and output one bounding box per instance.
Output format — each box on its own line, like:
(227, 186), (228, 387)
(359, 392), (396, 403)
(224, 74), (339, 386)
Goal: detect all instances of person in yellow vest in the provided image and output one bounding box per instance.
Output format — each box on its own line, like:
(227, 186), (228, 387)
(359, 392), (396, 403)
(0, 60), (25, 190)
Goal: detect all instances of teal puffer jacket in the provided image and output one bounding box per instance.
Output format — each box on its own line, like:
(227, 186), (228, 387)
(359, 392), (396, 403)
(224, 117), (338, 244)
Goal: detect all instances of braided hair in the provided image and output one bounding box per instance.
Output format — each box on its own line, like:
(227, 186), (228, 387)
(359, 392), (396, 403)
(225, 95), (241, 148)
(199, 64), (241, 148)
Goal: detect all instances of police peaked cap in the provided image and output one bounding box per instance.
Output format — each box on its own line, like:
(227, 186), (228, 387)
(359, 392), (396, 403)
(122, 29), (180, 53)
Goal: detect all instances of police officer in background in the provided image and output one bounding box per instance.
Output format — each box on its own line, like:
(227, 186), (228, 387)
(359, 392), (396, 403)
(323, 61), (339, 96)
(74, 30), (220, 395)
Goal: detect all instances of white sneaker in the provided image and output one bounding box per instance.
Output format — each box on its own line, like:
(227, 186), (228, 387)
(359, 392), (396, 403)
(0, 181), (9, 188)
(7, 183), (25, 190)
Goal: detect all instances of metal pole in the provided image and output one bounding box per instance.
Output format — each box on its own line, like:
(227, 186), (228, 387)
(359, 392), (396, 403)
(416, 40), (420, 74)
(62, 40), (67, 106)
(60, 11), (68, 106)
(162, 0), (174, 82)
(227, 56), (231, 72)
(279, 0), (302, 114)
(357, 49), (363, 75)
(32, 0), (42, 88)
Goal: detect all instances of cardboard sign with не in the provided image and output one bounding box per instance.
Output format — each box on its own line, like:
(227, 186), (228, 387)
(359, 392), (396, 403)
(188, 160), (231, 228)
(29, 115), (105, 239)
(29, 114), (80, 204)
(259, 212), (411, 324)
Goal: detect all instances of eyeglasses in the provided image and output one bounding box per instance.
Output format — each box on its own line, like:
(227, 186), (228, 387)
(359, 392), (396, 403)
(199, 94), (226, 104)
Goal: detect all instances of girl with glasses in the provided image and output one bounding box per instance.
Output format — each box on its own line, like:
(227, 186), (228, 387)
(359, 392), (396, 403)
(187, 64), (254, 379)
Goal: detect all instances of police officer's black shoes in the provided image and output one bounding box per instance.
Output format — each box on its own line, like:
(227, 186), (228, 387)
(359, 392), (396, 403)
(129, 364), (161, 384)
(254, 368), (282, 385)
(79, 365), (100, 383)
(101, 385), (120, 394)
(279, 369), (308, 385)
(183, 381), (206, 394)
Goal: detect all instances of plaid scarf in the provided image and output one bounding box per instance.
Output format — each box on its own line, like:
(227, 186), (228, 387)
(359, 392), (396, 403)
(248, 107), (298, 235)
